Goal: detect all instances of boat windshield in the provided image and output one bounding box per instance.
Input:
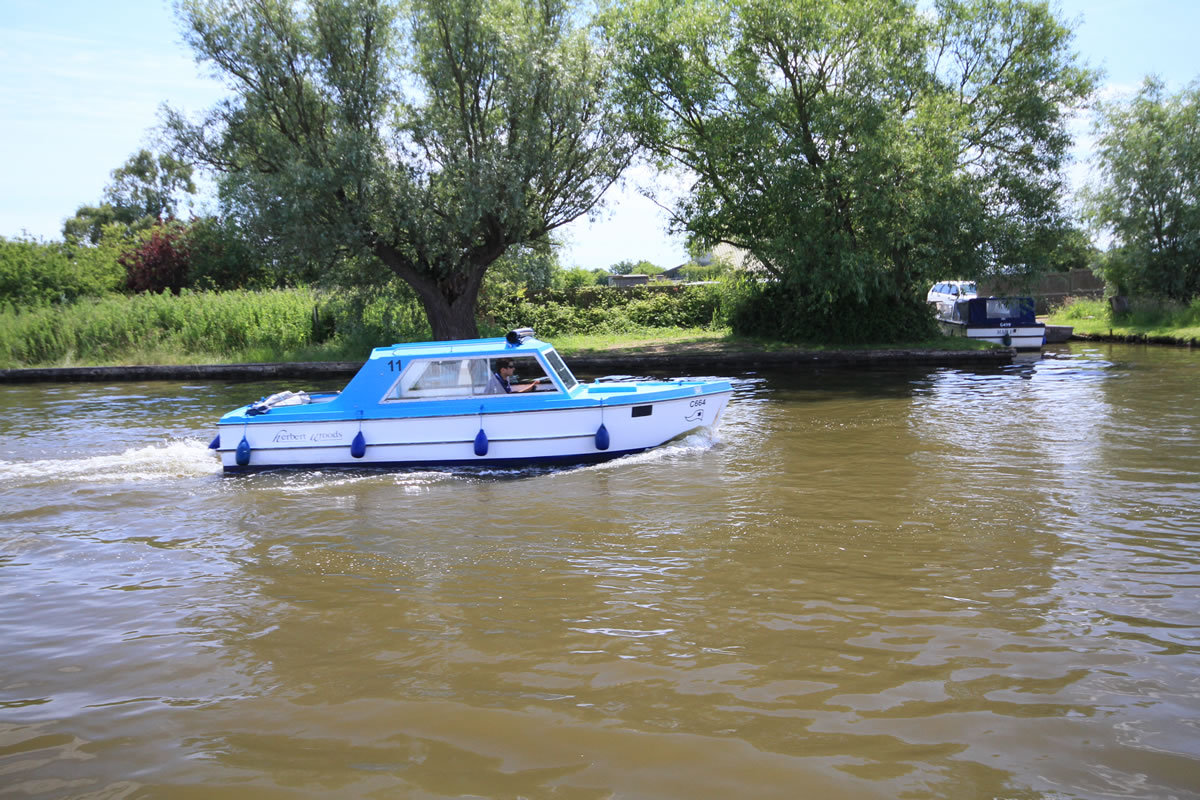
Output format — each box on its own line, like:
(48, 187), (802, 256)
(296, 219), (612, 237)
(985, 298), (1029, 320)
(541, 348), (578, 391)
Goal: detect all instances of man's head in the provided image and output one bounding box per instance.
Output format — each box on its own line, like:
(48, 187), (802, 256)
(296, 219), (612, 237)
(495, 358), (514, 373)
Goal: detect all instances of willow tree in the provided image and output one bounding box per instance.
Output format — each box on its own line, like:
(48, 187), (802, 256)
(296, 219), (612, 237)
(1084, 77), (1200, 300)
(168, 0), (631, 339)
(605, 0), (1095, 341)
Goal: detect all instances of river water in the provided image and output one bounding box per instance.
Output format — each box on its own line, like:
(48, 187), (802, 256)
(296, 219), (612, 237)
(1, 342), (1197, 799)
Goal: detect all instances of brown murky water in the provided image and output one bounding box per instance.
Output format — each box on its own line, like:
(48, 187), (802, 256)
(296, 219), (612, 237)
(1, 342), (1198, 799)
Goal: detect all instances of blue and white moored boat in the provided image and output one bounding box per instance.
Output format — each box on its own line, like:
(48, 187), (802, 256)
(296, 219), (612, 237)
(937, 296), (1046, 351)
(211, 329), (733, 472)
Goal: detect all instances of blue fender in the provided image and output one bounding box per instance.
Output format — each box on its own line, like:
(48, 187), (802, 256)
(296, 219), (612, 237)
(235, 436), (251, 466)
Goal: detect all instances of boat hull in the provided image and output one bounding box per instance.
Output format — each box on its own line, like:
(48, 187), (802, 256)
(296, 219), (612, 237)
(938, 320), (1046, 351)
(1043, 324), (1073, 344)
(216, 391), (731, 472)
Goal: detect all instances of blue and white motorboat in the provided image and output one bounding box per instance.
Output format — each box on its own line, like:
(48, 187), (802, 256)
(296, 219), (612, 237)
(937, 296), (1046, 350)
(211, 329), (733, 472)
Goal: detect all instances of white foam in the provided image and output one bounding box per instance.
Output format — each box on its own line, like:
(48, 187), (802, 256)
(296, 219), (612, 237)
(577, 428), (720, 473)
(0, 439), (221, 486)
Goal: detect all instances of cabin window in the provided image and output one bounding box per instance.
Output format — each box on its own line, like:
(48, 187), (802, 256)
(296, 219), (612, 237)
(985, 298), (1031, 320)
(383, 355), (556, 400)
(632, 405), (652, 418)
(542, 348), (578, 391)
(382, 358), (473, 400)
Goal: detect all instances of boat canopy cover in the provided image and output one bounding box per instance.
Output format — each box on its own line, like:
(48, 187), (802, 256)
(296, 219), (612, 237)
(951, 297), (1037, 326)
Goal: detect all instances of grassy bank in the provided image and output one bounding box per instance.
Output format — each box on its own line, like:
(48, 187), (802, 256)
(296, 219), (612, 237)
(0, 287), (997, 370)
(0, 287), (425, 368)
(1048, 298), (1200, 341)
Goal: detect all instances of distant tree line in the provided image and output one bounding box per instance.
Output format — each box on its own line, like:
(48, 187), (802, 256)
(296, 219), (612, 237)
(4, 0), (1197, 345)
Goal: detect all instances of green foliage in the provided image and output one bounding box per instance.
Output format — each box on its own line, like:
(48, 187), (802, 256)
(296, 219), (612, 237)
(73, 225), (133, 295)
(605, 0), (1096, 342)
(0, 286), (435, 368)
(482, 242), (561, 296)
(1051, 298), (1110, 322)
(1050, 296), (1200, 340)
(107, 149), (196, 222)
(1083, 77), (1200, 300)
(673, 261), (728, 282)
(1120, 297), (1200, 332)
(1088, 249), (1136, 300)
(1047, 226), (1101, 273)
(316, 282), (432, 353)
(480, 284), (722, 336)
(0, 237), (72, 305)
(552, 266), (609, 289)
(609, 259), (663, 275)
(0, 289), (311, 366)
(185, 216), (275, 291)
(0, 232), (125, 305)
(63, 149), (196, 244)
(62, 204), (124, 246)
(170, 0), (633, 339)
(720, 273), (938, 345)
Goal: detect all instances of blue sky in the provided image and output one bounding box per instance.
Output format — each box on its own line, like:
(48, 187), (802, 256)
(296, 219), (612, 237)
(1, 0), (1197, 269)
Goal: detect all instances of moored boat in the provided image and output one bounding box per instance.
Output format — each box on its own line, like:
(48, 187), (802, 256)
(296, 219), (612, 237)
(211, 329), (733, 472)
(936, 296), (1046, 350)
(1043, 323), (1073, 344)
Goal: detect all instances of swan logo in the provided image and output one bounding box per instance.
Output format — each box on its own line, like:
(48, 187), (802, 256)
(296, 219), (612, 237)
(685, 409), (704, 422)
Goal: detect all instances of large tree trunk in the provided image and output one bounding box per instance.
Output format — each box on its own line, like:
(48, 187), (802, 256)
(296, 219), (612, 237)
(373, 242), (488, 340)
(419, 287), (482, 340)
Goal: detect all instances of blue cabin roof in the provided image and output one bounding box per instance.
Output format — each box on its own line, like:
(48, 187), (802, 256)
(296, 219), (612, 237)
(366, 331), (547, 361)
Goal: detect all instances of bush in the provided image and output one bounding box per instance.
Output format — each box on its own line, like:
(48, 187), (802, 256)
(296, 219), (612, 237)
(0, 233), (124, 305)
(1052, 298), (1110, 322)
(186, 216), (275, 291)
(479, 284), (722, 336)
(122, 221), (191, 294)
(720, 273), (939, 344)
(318, 281), (431, 351)
(552, 266), (608, 289)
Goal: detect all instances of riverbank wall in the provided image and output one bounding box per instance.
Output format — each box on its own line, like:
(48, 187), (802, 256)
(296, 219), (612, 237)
(1071, 332), (1199, 347)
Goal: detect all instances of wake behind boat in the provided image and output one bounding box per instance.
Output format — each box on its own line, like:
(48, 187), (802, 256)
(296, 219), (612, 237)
(211, 329), (733, 472)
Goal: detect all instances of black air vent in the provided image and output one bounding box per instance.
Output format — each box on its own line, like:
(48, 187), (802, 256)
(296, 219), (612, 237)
(631, 405), (652, 418)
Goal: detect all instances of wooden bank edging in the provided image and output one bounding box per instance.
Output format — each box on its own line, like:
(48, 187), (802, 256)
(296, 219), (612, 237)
(0, 348), (1013, 385)
(1070, 332), (1198, 347)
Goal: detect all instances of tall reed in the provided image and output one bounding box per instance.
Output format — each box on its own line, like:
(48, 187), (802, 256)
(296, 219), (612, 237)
(0, 288), (429, 367)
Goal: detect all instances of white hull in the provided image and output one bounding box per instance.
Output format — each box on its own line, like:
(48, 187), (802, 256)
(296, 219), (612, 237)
(939, 321), (1045, 351)
(218, 392), (730, 471)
